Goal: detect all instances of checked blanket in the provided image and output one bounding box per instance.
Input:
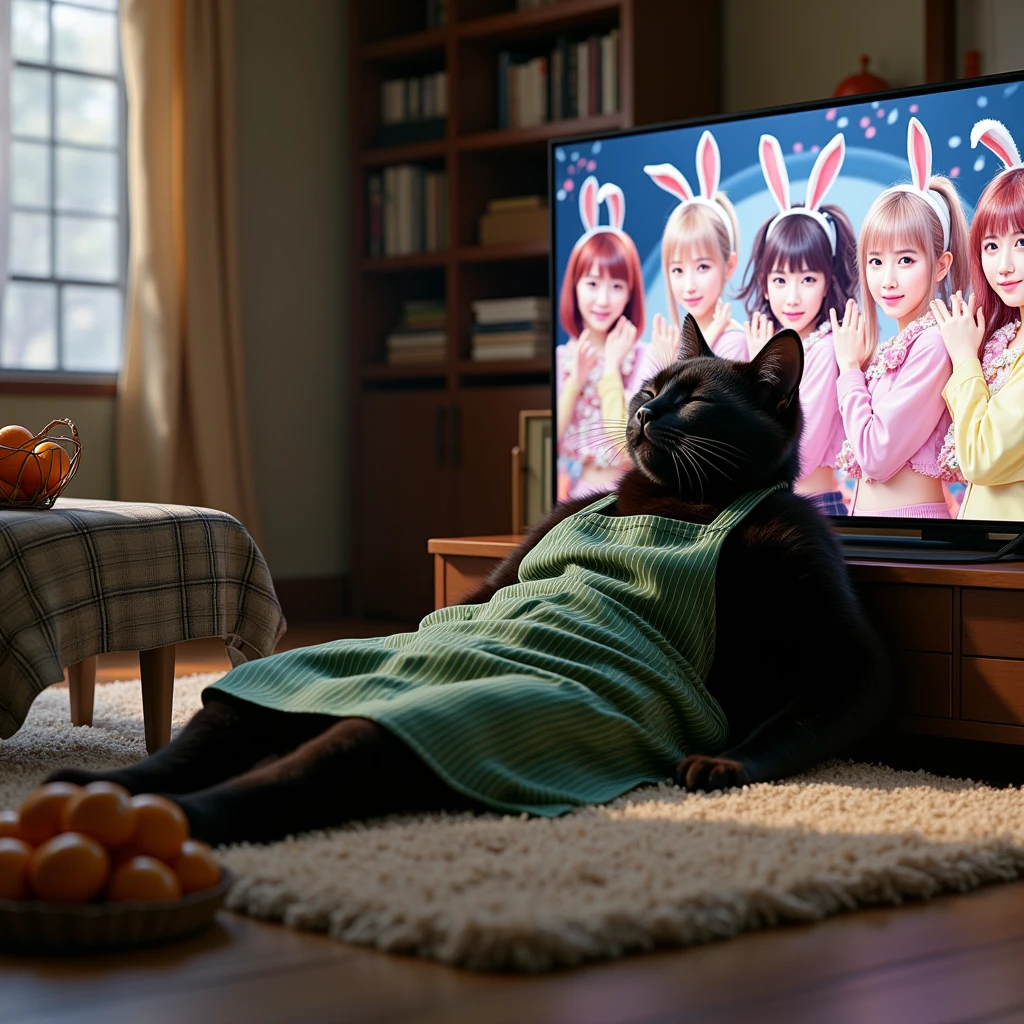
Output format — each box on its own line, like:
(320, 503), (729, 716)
(0, 498), (285, 739)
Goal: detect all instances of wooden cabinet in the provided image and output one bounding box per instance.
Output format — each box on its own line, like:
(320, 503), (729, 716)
(427, 542), (1024, 745)
(348, 2), (721, 618)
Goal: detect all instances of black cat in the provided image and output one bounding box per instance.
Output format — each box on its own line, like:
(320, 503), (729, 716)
(49, 317), (892, 846)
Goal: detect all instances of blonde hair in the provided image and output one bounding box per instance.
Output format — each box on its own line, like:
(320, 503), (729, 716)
(661, 193), (740, 326)
(857, 175), (970, 360)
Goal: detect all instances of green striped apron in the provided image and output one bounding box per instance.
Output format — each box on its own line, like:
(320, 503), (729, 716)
(208, 485), (784, 816)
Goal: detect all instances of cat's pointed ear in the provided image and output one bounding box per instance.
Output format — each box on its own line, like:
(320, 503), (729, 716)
(749, 329), (804, 411)
(678, 313), (715, 361)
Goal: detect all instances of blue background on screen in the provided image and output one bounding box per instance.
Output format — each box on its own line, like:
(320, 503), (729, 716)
(552, 78), (1024, 345)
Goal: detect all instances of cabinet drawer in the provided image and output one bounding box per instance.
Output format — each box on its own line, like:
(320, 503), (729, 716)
(895, 651), (952, 719)
(442, 555), (500, 608)
(856, 584), (952, 653)
(962, 658), (1024, 726)
(962, 590), (1024, 659)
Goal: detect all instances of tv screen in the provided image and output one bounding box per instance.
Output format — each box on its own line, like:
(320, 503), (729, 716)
(550, 71), (1024, 529)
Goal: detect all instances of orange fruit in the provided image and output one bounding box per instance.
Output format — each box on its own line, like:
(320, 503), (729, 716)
(29, 832), (109, 903)
(0, 838), (33, 900)
(0, 810), (22, 840)
(130, 795), (189, 861)
(171, 840), (221, 893)
(0, 424), (35, 492)
(34, 441), (70, 496)
(60, 782), (137, 850)
(107, 856), (182, 903)
(18, 782), (81, 845)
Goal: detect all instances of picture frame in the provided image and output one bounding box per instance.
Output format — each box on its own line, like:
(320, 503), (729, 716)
(511, 410), (552, 535)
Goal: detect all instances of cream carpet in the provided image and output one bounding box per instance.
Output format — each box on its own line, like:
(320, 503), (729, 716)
(5, 673), (1024, 972)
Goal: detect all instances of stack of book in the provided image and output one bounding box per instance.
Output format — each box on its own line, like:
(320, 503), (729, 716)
(386, 300), (447, 365)
(478, 194), (548, 246)
(378, 71), (447, 147)
(470, 297), (550, 362)
(497, 30), (619, 130)
(366, 166), (448, 257)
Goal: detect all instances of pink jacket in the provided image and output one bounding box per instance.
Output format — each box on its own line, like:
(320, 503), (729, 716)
(835, 319), (953, 482)
(797, 329), (846, 477)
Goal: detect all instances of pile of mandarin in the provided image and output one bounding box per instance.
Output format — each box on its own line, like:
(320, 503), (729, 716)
(0, 782), (221, 905)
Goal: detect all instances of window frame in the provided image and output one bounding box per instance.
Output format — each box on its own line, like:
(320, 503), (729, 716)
(0, 0), (126, 393)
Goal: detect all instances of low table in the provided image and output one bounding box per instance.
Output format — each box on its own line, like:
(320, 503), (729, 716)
(429, 535), (1024, 745)
(0, 498), (286, 752)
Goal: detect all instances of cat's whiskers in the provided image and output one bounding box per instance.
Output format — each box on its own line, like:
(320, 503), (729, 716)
(684, 437), (742, 471)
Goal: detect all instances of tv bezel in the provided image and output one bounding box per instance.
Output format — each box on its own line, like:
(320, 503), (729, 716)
(547, 67), (1024, 541)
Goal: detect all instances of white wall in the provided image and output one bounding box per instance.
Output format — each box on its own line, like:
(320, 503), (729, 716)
(234, 0), (349, 580)
(956, 0), (1024, 77)
(723, 0), (926, 113)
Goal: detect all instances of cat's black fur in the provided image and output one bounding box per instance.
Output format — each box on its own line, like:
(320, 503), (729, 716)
(48, 316), (892, 845)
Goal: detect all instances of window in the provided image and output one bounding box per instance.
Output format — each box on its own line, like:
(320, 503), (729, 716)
(1, 0), (125, 375)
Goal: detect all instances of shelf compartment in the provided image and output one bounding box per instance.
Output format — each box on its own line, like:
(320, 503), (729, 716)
(458, 113), (624, 151)
(361, 251), (450, 272)
(360, 139), (448, 167)
(360, 27), (449, 61)
(458, 0), (619, 41)
(361, 362), (451, 381)
(456, 239), (548, 263)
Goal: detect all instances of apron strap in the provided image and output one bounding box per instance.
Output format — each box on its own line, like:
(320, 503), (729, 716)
(709, 482), (789, 531)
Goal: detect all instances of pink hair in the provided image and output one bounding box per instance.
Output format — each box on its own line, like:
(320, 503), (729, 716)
(558, 231), (646, 339)
(969, 167), (1024, 338)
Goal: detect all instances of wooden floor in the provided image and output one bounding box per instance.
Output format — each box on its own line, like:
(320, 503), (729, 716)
(8, 623), (1024, 1024)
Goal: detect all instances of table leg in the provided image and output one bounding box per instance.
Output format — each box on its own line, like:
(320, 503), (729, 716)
(140, 644), (176, 754)
(67, 656), (97, 727)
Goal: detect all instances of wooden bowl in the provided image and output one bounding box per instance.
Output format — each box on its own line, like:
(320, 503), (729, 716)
(0, 868), (233, 952)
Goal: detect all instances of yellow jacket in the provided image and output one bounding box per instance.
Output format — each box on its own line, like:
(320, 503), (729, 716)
(942, 351), (1024, 522)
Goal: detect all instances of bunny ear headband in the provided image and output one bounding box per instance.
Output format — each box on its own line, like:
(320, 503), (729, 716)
(882, 116), (950, 250)
(577, 175), (627, 239)
(759, 132), (845, 255)
(643, 130), (736, 250)
(971, 118), (1024, 176)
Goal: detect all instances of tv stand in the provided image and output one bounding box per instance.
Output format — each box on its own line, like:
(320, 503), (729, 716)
(837, 526), (1024, 563)
(428, 536), (1024, 747)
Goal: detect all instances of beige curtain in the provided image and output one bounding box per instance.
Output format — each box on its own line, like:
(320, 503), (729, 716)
(116, 0), (262, 545)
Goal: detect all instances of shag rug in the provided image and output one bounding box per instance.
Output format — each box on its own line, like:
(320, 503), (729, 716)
(5, 673), (1024, 972)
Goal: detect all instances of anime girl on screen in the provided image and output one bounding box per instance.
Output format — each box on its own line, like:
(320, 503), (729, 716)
(556, 176), (648, 500)
(832, 116), (971, 518)
(738, 133), (858, 515)
(640, 130), (746, 371)
(933, 119), (1024, 522)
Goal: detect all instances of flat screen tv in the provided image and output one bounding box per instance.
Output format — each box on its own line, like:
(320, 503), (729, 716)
(548, 70), (1024, 553)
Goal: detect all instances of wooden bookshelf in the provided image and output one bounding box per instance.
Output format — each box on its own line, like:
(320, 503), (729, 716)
(348, 0), (722, 618)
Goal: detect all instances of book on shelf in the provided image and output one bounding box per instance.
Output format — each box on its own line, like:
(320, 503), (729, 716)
(366, 166), (448, 257)
(386, 327), (447, 365)
(471, 319), (547, 335)
(471, 296), (551, 324)
(479, 207), (548, 245)
(496, 29), (618, 130)
(378, 71), (447, 147)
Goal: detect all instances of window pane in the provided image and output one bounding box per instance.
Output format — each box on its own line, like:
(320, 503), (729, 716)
(57, 147), (116, 213)
(63, 285), (122, 371)
(0, 282), (57, 369)
(57, 215), (117, 280)
(12, 68), (51, 138)
(56, 73), (116, 145)
(10, 212), (51, 275)
(13, 142), (50, 207)
(13, 0), (50, 62)
(53, 4), (119, 75)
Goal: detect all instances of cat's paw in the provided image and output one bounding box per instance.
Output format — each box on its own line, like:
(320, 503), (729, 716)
(674, 754), (751, 792)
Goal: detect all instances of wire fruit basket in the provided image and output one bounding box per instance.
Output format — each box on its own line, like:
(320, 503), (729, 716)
(0, 419), (81, 510)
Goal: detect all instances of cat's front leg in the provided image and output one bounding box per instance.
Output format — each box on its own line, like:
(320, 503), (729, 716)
(674, 754), (751, 792)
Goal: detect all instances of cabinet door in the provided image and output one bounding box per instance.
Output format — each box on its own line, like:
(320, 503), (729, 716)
(353, 388), (453, 619)
(452, 384), (550, 537)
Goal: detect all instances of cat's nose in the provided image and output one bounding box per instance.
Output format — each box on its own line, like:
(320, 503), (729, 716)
(636, 406), (652, 429)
